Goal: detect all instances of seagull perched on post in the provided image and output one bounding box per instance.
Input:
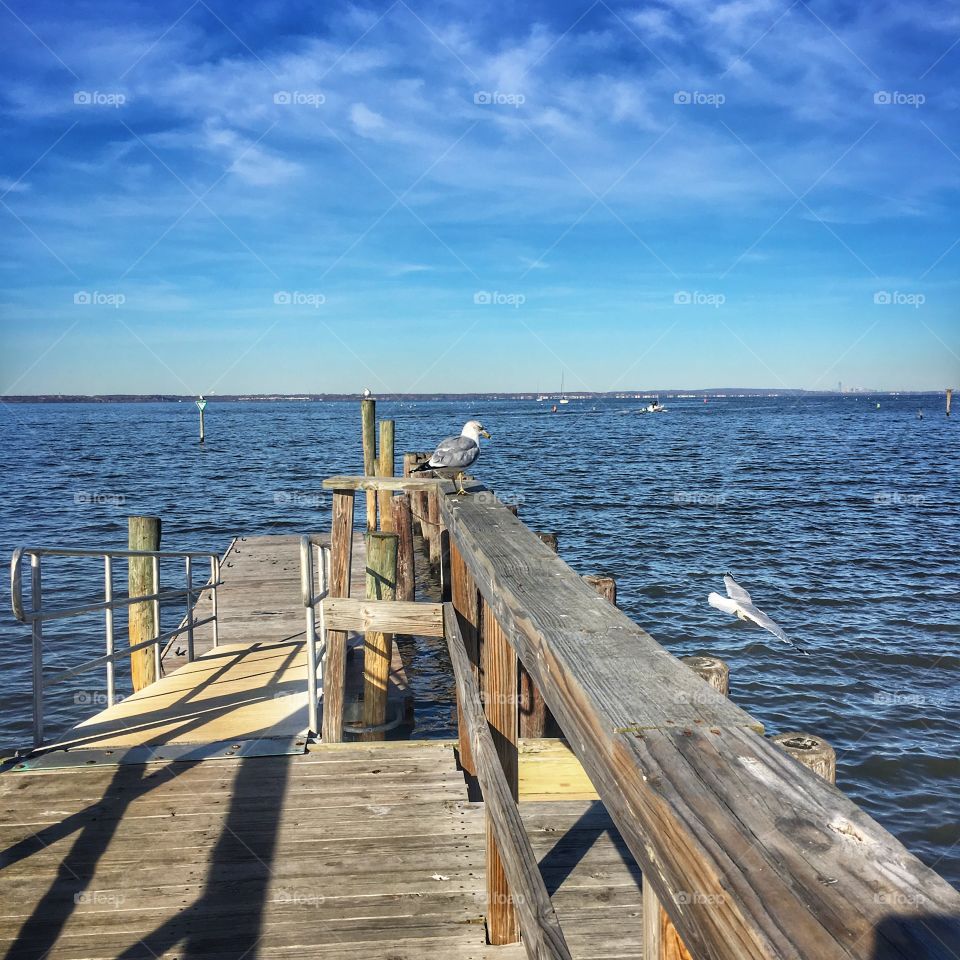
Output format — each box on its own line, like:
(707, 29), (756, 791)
(708, 574), (807, 655)
(412, 420), (491, 495)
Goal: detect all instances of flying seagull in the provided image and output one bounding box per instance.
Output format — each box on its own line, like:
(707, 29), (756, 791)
(412, 419), (491, 495)
(708, 574), (807, 654)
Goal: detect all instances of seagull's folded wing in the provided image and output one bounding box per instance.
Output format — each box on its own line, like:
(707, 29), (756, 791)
(724, 574), (752, 604)
(429, 435), (480, 469)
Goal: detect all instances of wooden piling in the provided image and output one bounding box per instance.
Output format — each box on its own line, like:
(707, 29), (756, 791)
(362, 531), (398, 741)
(127, 516), (160, 692)
(534, 532), (559, 552)
(392, 494), (415, 602)
(481, 598), (520, 945)
(948, 388), (953, 417)
(377, 420), (395, 532)
(321, 490), (355, 743)
(427, 489), (442, 568)
(771, 732), (837, 784)
(361, 398), (377, 530)
(583, 574), (617, 605)
(681, 655), (729, 696)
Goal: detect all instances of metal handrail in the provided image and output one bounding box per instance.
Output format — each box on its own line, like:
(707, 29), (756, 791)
(300, 537), (330, 738)
(10, 545), (223, 747)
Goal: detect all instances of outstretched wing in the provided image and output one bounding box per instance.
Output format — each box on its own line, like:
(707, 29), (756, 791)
(740, 602), (790, 644)
(724, 574), (752, 604)
(428, 435), (479, 469)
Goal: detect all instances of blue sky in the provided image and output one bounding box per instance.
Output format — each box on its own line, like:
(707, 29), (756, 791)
(0, 0), (957, 394)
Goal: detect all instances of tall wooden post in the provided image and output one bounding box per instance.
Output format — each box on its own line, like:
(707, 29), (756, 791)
(392, 495), (415, 602)
(321, 490), (354, 743)
(450, 539), (480, 777)
(481, 598), (520, 945)
(361, 398), (377, 530)
(128, 516), (161, 692)
(947, 388), (953, 417)
(362, 531), (398, 740)
(426, 489), (442, 568)
(378, 420), (395, 532)
(644, 654), (729, 960)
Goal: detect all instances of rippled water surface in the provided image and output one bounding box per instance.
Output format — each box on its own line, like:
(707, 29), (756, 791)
(0, 397), (957, 884)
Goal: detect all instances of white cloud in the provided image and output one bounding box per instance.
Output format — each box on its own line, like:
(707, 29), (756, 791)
(350, 102), (386, 137)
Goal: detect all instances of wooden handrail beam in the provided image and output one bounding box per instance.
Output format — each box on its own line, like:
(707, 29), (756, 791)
(441, 491), (960, 960)
(322, 597), (444, 637)
(444, 604), (572, 960)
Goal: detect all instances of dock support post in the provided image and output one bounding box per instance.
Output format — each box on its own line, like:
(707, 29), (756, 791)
(427, 489), (442, 568)
(393, 494), (415, 602)
(450, 538), (480, 777)
(583, 574), (617, 605)
(322, 490), (354, 743)
(771, 732), (837, 783)
(481, 598), (520, 945)
(128, 515), (161, 692)
(644, 654), (729, 960)
(518, 532), (559, 738)
(377, 419), (395, 532)
(361, 398), (377, 530)
(362, 531), (398, 741)
(948, 387), (953, 417)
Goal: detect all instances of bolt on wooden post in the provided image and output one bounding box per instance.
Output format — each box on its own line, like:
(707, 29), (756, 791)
(377, 419), (395, 532)
(362, 531), (398, 741)
(361, 398), (377, 530)
(128, 515), (161, 691)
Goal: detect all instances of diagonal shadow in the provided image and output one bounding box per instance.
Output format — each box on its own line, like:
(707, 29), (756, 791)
(537, 799), (640, 897)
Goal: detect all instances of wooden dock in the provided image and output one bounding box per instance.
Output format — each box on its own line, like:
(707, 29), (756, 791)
(4, 438), (960, 960)
(0, 742), (642, 959)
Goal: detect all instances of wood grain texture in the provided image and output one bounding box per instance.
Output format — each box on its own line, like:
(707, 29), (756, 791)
(444, 605), (572, 959)
(377, 419), (396, 533)
(450, 538), (479, 779)
(322, 491), (354, 743)
(393, 494), (415, 602)
(480, 596), (521, 945)
(361, 532), (397, 740)
(322, 598), (443, 637)
(127, 515), (160, 690)
(441, 491), (960, 960)
(361, 398), (377, 530)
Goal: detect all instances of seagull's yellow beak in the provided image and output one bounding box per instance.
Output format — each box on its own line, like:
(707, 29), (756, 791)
(480, 428), (491, 439)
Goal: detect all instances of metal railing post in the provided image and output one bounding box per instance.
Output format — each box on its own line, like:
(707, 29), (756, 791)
(152, 555), (161, 678)
(301, 537), (319, 737)
(104, 555), (115, 707)
(185, 556), (195, 662)
(211, 556), (220, 648)
(317, 544), (329, 686)
(30, 554), (43, 746)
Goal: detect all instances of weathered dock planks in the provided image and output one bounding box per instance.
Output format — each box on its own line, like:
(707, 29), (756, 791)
(0, 742), (644, 959)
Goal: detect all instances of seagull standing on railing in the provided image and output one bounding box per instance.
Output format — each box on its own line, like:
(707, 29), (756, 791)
(708, 574), (807, 655)
(412, 420), (491, 495)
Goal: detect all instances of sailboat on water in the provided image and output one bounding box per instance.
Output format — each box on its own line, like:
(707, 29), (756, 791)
(559, 372), (569, 404)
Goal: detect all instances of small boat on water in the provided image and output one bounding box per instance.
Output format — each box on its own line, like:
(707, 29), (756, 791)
(639, 400), (666, 414)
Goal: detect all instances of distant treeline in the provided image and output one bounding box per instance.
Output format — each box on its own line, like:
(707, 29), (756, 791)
(3, 390), (946, 403)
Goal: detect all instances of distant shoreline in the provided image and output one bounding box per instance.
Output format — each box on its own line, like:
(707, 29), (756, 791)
(1, 390), (948, 403)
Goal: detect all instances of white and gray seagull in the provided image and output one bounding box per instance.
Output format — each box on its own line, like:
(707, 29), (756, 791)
(412, 419), (491, 495)
(708, 574), (807, 655)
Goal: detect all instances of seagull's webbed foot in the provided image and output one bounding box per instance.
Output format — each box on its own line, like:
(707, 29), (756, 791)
(454, 472), (469, 496)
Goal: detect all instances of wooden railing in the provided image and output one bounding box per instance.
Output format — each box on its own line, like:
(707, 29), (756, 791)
(321, 475), (960, 959)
